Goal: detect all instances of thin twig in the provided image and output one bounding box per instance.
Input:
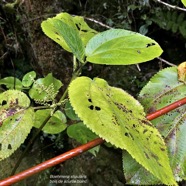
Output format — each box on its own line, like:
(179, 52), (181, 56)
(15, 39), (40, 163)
(0, 52), (8, 60)
(154, 0), (186, 12)
(84, 17), (112, 29)
(157, 57), (177, 67)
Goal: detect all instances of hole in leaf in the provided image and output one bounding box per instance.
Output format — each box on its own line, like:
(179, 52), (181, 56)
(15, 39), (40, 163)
(125, 132), (129, 137)
(95, 106), (101, 111)
(160, 147), (165, 151)
(89, 105), (94, 110)
(8, 144), (12, 150)
(146, 43), (156, 48)
(144, 152), (150, 159)
(75, 23), (81, 30)
(0, 143), (1, 150)
(88, 98), (92, 103)
(2, 100), (7, 106)
(143, 129), (148, 134)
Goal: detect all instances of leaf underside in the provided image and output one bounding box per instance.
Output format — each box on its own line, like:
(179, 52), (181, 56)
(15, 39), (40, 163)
(129, 67), (186, 184)
(68, 76), (176, 185)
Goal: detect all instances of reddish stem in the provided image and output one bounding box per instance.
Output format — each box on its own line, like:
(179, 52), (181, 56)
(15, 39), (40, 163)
(0, 97), (186, 185)
(146, 97), (186, 120)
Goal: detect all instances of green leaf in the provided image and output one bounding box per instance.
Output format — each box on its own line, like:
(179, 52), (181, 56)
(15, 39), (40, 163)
(137, 67), (186, 183)
(41, 13), (97, 62)
(0, 90), (33, 161)
(22, 71), (36, 87)
(85, 29), (163, 65)
(67, 122), (100, 156)
(68, 77), (176, 185)
(181, 0), (186, 6)
(29, 73), (62, 103)
(72, 16), (98, 46)
(0, 77), (22, 90)
(48, 19), (85, 62)
(65, 100), (80, 120)
(0, 89), (30, 109)
(34, 109), (67, 134)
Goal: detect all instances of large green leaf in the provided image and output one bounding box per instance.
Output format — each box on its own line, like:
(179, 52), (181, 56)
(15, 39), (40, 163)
(68, 77), (176, 185)
(85, 29), (163, 65)
(0, 90), (34, 161)
(131, 67), (186, 183)
(41, 13), (97, 62)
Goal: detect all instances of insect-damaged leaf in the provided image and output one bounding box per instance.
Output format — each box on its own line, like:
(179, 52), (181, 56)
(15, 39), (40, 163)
(41, 13), (97, 62)
(68, 77), (176, 185)
(85, 29), (163, 65)
(135, 66), (186, 183)
(0, 90), (34, 161)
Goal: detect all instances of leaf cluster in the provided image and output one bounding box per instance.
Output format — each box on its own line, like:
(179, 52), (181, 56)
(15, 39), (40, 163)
(0, 12), (185, 186)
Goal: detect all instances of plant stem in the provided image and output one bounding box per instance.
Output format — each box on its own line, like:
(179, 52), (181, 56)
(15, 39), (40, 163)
(154, 0), (186, 12)
(11, 114), (52, 176)
(11, 57), (86, 175)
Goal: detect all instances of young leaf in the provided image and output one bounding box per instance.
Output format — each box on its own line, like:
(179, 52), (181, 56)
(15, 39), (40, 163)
(34, 109), (67, 134)
(181, 0), (186, 6)
(22, 71), (36, 87)
(138, 66), (186, 182)
(67, 122), (100, 156)
(85, 29), (163, 65)
(0, 90), (33, 161)
(29, 73), (62, 103)
(0, 77), (22, 90)
(68, 77), (176, 185)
